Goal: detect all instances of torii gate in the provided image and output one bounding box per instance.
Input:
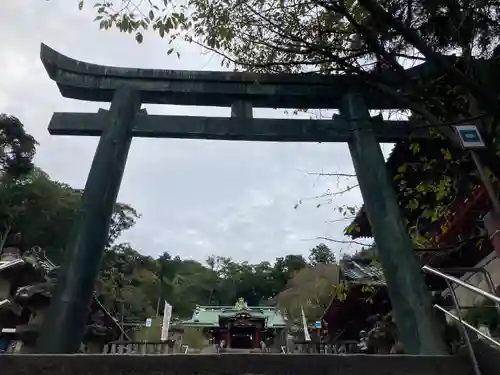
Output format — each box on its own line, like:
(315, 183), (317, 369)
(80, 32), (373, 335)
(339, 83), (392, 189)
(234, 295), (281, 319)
(37, 43), (447, 354)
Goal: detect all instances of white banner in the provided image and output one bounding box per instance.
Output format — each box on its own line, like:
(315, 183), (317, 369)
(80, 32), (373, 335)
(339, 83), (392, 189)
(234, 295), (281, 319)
(301, 307), (311, 342)
(161, 301), (173, 341)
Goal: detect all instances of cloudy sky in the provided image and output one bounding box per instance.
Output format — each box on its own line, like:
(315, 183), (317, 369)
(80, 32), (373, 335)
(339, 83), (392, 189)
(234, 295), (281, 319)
(0, 1), (387, 263)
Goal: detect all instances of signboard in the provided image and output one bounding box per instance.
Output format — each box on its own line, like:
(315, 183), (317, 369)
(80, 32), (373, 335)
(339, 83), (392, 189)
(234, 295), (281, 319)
(145, 318), (152, 328)
(454, 125), (485, 149)
(315, 320), (321, 328)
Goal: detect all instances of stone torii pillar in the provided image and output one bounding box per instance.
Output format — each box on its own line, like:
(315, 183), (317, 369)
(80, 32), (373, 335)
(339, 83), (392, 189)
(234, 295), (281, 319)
(341, 93), (447, 354)
(36, 88), (142, 353)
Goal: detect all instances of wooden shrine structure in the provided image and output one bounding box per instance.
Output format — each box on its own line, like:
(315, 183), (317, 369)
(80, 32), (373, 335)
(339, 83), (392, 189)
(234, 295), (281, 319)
(183, 298), (286, 350)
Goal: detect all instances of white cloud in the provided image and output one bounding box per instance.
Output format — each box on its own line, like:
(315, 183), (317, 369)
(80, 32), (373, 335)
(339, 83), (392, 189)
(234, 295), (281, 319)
(0, 1), (374, 263)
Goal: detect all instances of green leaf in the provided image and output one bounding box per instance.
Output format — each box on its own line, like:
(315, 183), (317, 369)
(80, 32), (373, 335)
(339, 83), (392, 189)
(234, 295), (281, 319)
(409, 142), (420, 154)
(407, 199), (419, 211)
(135, 32), (144, 44)
(78, 0), (84, 10)
(397, 164), (408, 173)
(167, 48), (174, 55)
(149, 10), (154, 21)
(441, 148), (452, 161)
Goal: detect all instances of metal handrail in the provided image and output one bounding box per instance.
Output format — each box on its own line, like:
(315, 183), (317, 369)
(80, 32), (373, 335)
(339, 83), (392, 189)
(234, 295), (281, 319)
(434, 305), (500, 348)
(438, 266), (500, 318)
(422, 265), (500, 375)
(0, 259), (24, 271)
(423, 265), (500, 304)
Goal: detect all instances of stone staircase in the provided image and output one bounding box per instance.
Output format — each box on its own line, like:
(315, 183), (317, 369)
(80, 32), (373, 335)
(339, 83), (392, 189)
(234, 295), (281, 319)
(1, 354), (475, 375)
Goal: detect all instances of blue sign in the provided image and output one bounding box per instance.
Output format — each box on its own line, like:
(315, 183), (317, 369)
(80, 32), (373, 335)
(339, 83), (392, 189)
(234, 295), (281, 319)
(455, 125), (485, 149)
(315, 320), (321, 328)
(145, 318), (152, 328)
(460, 129), (481, 142)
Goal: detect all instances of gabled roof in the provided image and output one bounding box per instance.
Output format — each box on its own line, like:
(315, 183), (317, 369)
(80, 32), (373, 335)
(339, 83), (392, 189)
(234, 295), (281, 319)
(183, 306), (221, 327)
(265, 310), (287, 328)
(183, 305), (287, 328)
(321, 259), (388, 339)
(343, 260), (385, 286)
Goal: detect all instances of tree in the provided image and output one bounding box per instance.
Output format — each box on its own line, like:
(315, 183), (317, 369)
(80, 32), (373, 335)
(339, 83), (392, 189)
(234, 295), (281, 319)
(182, 327), (208, 349)
(308, 243), (336, 265)
(97, 243), (158, 320)
(0, 114), (37, 248)
(107, 203), (141, 248)
(0, 114), (37, 179)
(0, 165), (141, 262)
(0, 168), (79, 254)
(276, 263), (341, 322)
(270, 254), (308, 295)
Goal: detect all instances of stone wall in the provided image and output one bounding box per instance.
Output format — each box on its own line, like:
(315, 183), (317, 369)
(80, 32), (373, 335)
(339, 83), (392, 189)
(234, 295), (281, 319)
(1, 354), (472, 375)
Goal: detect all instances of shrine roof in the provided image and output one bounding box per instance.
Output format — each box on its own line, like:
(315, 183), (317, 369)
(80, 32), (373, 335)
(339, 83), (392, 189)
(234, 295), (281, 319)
(0, 258), (45, 284)
(320, 259), (388, 338)
(219, 311), (266, 319)
(342, 260), (385, 285)
(183, 307), (220, 327)
(183, 305), (286, 328)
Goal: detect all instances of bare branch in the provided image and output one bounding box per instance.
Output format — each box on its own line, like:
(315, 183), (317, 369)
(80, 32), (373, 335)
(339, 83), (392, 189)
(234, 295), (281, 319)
(316, 236), (371, 247)
(305, 171), (357, 178)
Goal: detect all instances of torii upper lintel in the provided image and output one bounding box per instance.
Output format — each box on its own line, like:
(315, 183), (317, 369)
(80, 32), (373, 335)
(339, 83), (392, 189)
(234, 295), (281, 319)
(40, 43), (438, 110)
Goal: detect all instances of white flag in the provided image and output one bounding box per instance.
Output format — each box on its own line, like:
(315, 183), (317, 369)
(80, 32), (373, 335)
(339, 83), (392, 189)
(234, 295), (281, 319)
(301, 307), (311, 342)
(161, 301), (173, 341)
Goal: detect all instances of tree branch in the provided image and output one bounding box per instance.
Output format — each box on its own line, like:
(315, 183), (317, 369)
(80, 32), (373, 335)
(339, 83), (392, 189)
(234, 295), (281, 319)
(316, 236), (372, 247)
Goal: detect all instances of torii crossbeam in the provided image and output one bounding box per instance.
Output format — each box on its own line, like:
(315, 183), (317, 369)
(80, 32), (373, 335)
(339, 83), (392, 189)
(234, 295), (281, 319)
(37, 44), (447, 355)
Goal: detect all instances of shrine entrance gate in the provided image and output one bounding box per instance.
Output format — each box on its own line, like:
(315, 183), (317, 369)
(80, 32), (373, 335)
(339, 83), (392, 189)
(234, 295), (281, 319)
(36, 43), (447, 354)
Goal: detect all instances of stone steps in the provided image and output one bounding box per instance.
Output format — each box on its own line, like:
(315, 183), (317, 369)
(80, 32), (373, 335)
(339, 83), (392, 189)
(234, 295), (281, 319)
(1, 354), (472, 375)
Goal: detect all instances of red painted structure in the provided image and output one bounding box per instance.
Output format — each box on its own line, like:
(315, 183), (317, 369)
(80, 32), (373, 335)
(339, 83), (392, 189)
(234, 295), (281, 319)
(435, 186), (489, 247)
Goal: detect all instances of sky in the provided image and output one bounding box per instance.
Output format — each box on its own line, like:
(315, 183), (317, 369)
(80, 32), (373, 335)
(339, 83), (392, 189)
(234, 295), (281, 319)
(0, 1), (387, 263)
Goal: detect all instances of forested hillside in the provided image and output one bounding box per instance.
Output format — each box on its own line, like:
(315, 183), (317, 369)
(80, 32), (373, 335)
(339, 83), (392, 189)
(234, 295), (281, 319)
(98, 241), (340, 322)
(0, 114), (346, 324)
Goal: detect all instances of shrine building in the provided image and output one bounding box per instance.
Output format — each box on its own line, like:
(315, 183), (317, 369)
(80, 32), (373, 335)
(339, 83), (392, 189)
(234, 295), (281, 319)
(183, 298), (287, 349)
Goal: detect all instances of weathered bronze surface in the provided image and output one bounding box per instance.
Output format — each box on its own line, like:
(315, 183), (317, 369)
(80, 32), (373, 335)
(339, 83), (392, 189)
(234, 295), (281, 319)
(48, 111), (430, 142)
(341, 93), (447, 354)
(40, 43), (441, 109)
(36, 87), (142, 353)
